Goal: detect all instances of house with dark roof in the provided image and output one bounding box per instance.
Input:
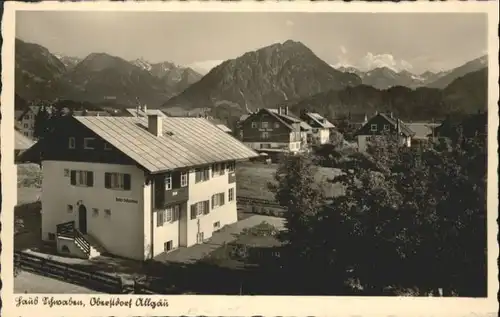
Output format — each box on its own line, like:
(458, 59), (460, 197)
(299, 111), (336, 145)
(239, 106), (311, 154)
(354, 112), (415, 152)
(19, 114), (258, 260)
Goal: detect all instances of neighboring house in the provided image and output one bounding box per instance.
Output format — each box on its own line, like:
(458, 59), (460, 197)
(126, 105), (167, 118)
(406, 122), (440, 142)
(431, 112), (487, 140)
(18, 114), (258, 260)
(17, 106), (53, 139)
(239, 106), (310, 154)
(0, 124), (34, 206)
(299, 111), (335, 145)
(354, 112), (415, 152)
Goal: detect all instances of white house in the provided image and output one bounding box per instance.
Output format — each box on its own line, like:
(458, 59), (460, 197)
(17, 105), (53, 139)
(299, 112), (336, 145)
(19, 115), (258, 260)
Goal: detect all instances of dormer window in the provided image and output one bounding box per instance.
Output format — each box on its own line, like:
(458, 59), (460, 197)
(84, 137), (95, 150)
(68, 137), (76, 149)
(370, 124), (378, 132)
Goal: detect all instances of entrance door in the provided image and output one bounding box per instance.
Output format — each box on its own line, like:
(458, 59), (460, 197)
(78, 205), (87, 234)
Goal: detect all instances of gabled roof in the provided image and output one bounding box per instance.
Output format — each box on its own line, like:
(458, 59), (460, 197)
(268, 108), (312, 131)
(354, 113), (415, 137)
(72, 116), (258, 173)
(303, 112), (335, 129)
(126, 108), (167, 118)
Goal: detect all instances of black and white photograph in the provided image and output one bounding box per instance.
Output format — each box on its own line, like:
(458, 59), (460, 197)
(1, 1), (498, 316)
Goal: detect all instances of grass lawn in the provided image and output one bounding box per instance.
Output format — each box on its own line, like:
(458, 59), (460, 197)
(236, 162), (345, 201)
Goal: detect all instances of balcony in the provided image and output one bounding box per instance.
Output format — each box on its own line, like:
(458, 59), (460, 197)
(228, 171), (236, 184)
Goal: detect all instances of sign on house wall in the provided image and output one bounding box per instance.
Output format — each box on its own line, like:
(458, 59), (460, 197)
(116, 197), (138, 204)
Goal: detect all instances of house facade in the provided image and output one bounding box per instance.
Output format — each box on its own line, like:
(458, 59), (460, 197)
(299, 111), (336, 145)
(239, 107), (309, 153)
(20, 115), (257, 260)
(354, 112), (415, 152)
(17, 106), (48, 139)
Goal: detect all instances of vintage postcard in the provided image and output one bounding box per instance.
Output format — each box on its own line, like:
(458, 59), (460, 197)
(1, 1), (498, 316)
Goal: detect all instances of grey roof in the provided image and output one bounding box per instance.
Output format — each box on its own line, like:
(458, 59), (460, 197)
(406, 123), (440, 140)
(216, 124), (232, 133)
(268, 108), (312, 131)
(306, 112), (335, 129)
(74, 116), (258, 173)
(0, 125), (35, 150)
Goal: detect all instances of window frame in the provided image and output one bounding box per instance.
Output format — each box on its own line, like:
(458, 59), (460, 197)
(164, 173), (172, 190)
(261, 121), (269, 129)
(262, 131), (270, 139)
(370, 124), (378, 132)
(229, 188), (234, 202)
(180, 172), (188, 187)
(105, 172), (131, 190)
(68, 137), (76, 149)
(83, 137), (95, 150)
(251, 122), (257, 128)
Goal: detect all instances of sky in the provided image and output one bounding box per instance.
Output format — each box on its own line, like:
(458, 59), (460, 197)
(16, 11), (488, 75)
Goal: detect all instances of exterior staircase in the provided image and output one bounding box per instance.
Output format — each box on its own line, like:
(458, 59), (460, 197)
(56, 221), (107, 259)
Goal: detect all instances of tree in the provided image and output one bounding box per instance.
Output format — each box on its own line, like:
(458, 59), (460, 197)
(33, 103), (51, 139)
(268, 153), (327, 290)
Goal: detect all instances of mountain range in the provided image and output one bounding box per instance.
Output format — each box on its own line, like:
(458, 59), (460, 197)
(14, 38), (487, 120)
(15, 38), (202, 107)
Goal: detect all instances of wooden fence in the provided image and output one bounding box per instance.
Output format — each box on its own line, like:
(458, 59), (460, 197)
(14, 250), (158, 294)
(237, 196), (285, 217)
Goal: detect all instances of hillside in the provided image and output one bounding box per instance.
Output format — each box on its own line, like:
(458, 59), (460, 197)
(426, 55), (488, 89)
(289, 67), (488, 121)
(15, 39), (67, 100)
(162, 40), (362, 111)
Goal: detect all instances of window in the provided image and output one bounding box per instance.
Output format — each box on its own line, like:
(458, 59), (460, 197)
(211, 192), (225, 209)
(164, 173), (172, 190)
(48, 233), (56, 241)
(262, 122), (269, 129)
(164, 240), (173, 252)
(190, 200), (210, 219)
(214, 221), (221, 230)
(383, 124), (390, 131)
(370, 124), (378, 132)
(24, 132), (29, 137)
(64, 169), (69, 177)
(92, 208), (99, 217)
(274, 122), (280, 128)
(212, 163), (225, 177)
(104, 209), (111, 218)
(229, 188), (234, 202)
(180, 172), (188, 187)
(227, 162), (235, 172)
(83, 137), (95, 149)
(195, 167), (210, 183)
(67, 205), (73, 213)
(262, 132), (269, 139)
(157, 209), (166, 227)
(105, 172), (131, 190)
(68, 137), (76, 149)
(251, 122), (257, 128)
(70, 170), (94, 187)
(166, 206), (173, 222)
(104, 142), (112, 151)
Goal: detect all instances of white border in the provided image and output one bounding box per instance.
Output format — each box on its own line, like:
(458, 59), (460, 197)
(2, 1), (499, 316)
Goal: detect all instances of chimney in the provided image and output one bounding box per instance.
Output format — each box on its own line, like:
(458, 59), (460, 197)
(148, 114), (162, 137)
(143, 104), (148, 115)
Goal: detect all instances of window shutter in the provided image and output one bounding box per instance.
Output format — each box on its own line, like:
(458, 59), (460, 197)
(104, 173), (111, 188)
(157, 210), (163, 227)
(123, 174), (131, 190)
(204, 200), (210, 214)
(195, 170), (201, 183)
(212, 164), (215, 177)
(220, 192), (225, 205)
(87, 172), (94, 187)
(211, 195), (215, 209)
(70, 171), (76, 185)
(221, 164), (226, 175)
(190, 205), (197, 220)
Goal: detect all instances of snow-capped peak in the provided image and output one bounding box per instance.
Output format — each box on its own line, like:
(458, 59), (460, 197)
(131, 58), (152, 72)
